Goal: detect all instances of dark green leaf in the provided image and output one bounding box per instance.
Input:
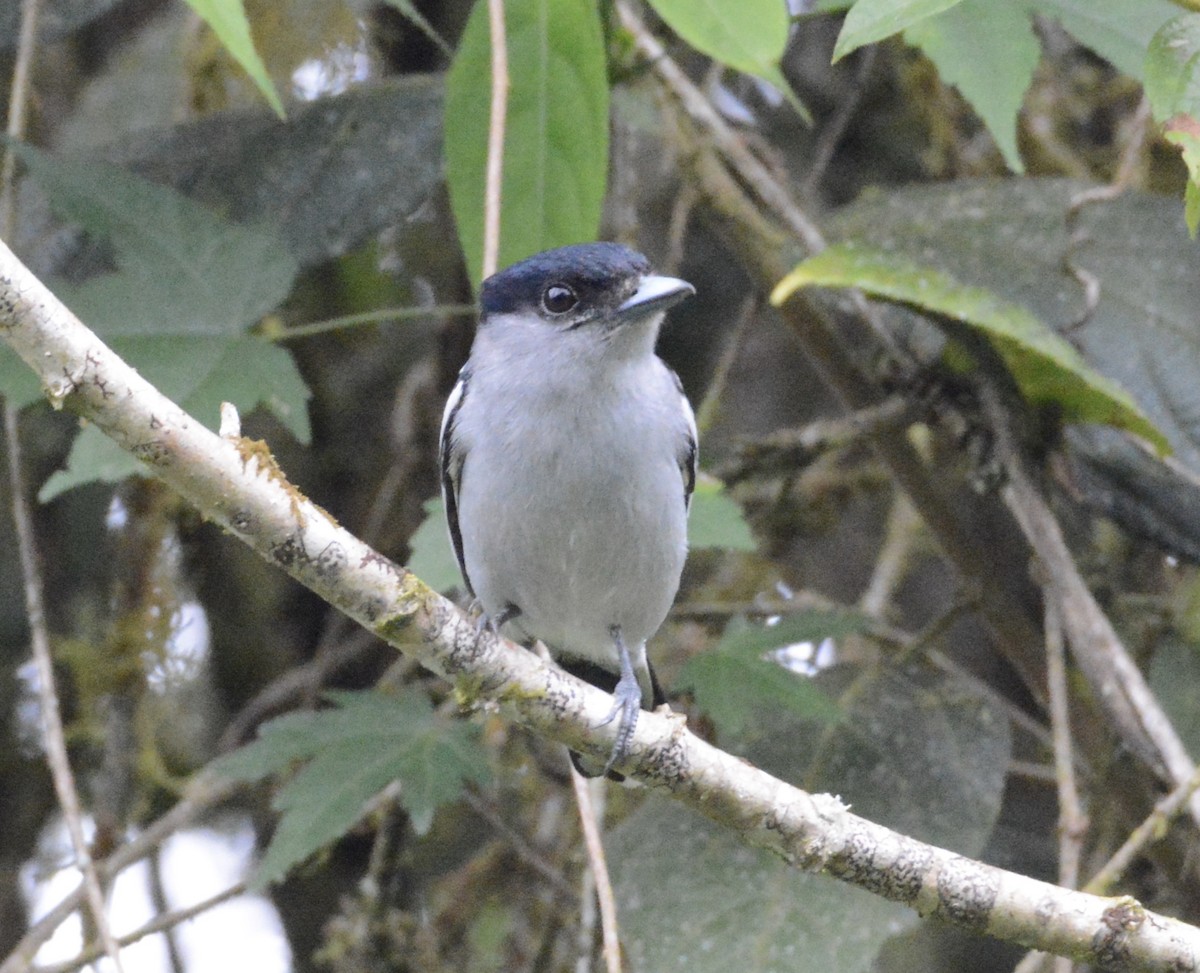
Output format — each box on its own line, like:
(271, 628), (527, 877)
(444, 0), (609, 288)
(211, 689), (491, 887)
(773, 240), (1166, 453)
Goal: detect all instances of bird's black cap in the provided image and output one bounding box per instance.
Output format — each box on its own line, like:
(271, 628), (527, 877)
(481, 243), (651, 316)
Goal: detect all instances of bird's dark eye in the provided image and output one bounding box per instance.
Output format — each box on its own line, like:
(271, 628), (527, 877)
(542, 284), (578, 315)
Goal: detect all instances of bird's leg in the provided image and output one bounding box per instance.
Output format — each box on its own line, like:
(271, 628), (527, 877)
(598, 625), (642, 774)
(474, 601), (521, 640)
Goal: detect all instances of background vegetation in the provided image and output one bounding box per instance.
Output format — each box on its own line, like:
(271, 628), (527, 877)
(4, 0), (1200, 971)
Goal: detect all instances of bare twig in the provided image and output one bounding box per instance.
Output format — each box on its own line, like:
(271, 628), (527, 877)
(1045, 598), (1086, 893)
(570, 771), (621, 973)
(859, 492), (922, 618)
(1085, 763), (1200, 896)
(483, 0), (509, 279)
(34, 881), (247, 973)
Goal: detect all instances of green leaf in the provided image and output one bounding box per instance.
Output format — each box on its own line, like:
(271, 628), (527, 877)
(833, 0), (965, 61)
(1145, 14), (1200, 121)
(445, 0), (609, 289)
(210, 690), (491, 887)
(407, 497), (467, 594)
(5, 142), (307, 497)
(180, 0), (284, 117)
(904, 0), (1039, 173)
(679, 614), (858, 736)
(772, 241), (1167, 453)
(688, 476), (756, 551)
(646, 0), (806, 119)
(1034, 0), (1179, 81)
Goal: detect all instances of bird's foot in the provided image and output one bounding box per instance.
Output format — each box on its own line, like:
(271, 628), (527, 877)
(596, 626), (641, 775)
(473, 602), (521, 642)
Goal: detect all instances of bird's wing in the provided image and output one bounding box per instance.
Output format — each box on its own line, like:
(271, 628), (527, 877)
(439, 368), (474, 596)
(672, 369), (698, 513)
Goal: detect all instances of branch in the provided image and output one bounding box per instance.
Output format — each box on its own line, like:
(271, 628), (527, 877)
(2, 233), (1199, 972)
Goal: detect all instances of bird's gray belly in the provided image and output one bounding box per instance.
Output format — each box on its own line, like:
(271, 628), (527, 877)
(458, 445), (686, 666)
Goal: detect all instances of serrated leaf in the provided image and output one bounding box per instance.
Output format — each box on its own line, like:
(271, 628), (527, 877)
(904, 0), (1038, 173)
(180, 0), (284, 117)
(688, 476), (756, 551)
(6, 142), (308, 496)
(679, 614), (857, 735)
(833, 0), (964, 61)
(772, 242), (1167, 453)
(646, 0), (805, 119)
(445, 0), (609, 289)
(211, 690), (490, 887)
(1035, 0), (1178, 81)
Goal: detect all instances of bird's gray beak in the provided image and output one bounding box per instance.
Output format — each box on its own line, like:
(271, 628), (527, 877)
(616, 275), (695, 319)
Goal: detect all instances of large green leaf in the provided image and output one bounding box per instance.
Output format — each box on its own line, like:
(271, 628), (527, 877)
(773, 241), (1165, 452)
(180, 0), (284, 117)
(903, 0), (1039, 173)
(821, 179), (1200, 473)
(1145, 13), (1200, 236)
(609, 663), (1012, 972)
(3, 142), (307, 499)
(647, 0), (803, 117)
(444, 0), (609, 288)
(211, 689), (491, 887)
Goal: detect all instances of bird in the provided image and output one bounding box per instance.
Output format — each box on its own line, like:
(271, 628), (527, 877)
(439, 242), (697, 775)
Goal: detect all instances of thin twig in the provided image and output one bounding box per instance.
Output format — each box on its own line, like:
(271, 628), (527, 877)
(859, 492), (922, 618)
(570, 770), (621, 973)
(3, 405), (125, 973)
(1045, 597), (1086, 895)
(1, 773), (239, 973)
(482, 0), (509, 279)
(34, 881), (247, 973)
(1084, 762), (1200, 896)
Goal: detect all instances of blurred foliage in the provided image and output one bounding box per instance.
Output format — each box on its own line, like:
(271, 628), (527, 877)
(3, 0), (1200, 972)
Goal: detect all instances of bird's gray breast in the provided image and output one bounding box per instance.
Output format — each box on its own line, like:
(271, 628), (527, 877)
(454, 361), (688, 666)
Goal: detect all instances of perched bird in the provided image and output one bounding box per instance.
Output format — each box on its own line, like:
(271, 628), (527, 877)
(440, 242), (697, 774)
